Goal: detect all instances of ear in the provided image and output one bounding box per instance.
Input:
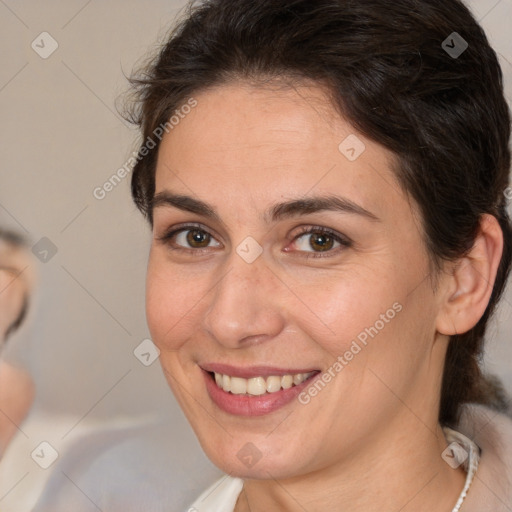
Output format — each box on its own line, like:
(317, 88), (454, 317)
(436, 214), (504, 336)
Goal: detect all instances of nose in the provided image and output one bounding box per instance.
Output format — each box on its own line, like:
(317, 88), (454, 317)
(202, 250), (286, 349)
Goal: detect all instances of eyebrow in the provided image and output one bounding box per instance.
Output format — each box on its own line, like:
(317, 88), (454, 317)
(151, 191), (380, 223)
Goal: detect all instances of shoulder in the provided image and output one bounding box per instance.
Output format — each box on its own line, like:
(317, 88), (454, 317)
(456, 403), (512, 511)
(29, 420), (221, 512)
(187, 475), (244, 512)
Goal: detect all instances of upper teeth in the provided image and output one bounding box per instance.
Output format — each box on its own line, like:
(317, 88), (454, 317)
(214, 372), (315, 395)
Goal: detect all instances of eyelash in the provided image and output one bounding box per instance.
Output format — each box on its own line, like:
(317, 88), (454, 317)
(156, 223), (352, 258)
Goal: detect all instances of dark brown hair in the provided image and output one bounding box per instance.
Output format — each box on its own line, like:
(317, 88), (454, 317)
(125, 0), (512, 427)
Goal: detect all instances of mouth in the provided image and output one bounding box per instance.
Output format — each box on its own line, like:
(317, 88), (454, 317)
(211, 370), (317, 395)
(200, 364), (320, 416)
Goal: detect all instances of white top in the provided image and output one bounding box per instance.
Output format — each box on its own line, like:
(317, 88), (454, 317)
(187, 427), (480, 512)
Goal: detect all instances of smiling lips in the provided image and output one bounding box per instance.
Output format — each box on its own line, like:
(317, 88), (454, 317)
(201, 364), (319, 416)
(213, 371), (316, 395)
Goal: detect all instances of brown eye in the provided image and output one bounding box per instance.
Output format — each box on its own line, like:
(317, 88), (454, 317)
(159, 225), (222, 251)
(308, 232), (335, 252)
(289, 226), (351, 258)
(293, 230), (342, 253)
(186, 229), (211, 248)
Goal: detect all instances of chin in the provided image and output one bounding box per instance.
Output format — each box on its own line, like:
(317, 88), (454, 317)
(197, 431), (312, 481)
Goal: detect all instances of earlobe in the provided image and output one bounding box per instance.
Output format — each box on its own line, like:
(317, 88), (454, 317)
(436, 214), (503, 336)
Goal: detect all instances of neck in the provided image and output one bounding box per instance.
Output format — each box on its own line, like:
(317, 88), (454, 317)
(235, 418), (467, 512)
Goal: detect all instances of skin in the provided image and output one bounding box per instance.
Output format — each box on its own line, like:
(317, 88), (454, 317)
(146, 80), (503, 511)
(0, 239), (36, 458)
(0, 360), (34, 457)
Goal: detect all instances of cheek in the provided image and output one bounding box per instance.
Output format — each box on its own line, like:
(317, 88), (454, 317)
(145, 276), (167, 347)
(145, 254), (199, 350)
(293, 265), (429, 404)
(294, 269), (399, 353)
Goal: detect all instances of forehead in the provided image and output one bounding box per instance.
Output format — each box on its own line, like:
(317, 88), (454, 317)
(154, 81), (407, 224)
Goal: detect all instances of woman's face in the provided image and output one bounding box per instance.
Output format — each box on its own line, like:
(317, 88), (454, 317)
(147, 81), (448, 478)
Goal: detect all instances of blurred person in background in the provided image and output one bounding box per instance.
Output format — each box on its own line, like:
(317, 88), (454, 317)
(0, 229), (36, 457)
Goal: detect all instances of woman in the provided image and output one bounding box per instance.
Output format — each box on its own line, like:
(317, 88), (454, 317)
(126, 0), (512, 509)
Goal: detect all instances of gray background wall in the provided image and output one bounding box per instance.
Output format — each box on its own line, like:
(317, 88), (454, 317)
(0, 0), (510, 510)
